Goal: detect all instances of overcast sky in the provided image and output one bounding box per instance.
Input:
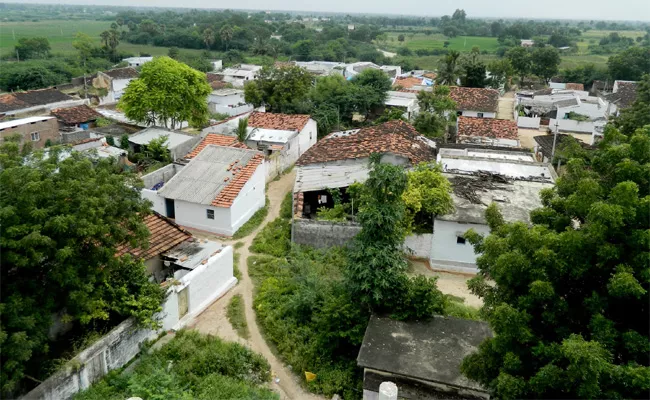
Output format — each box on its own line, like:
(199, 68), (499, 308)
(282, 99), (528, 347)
(15, 0), (650, 21)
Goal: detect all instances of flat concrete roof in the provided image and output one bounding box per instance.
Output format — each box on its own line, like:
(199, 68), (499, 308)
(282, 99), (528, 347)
(0, 116), (54, 130)
(357, 315), (491, 393)
(128, 127), (196, 149)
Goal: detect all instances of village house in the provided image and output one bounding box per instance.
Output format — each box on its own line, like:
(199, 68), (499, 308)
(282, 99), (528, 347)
(450, 87), (499, 118)
(206, 72), (227, 90)
(603, 80), (638, 117)
(392, 75), (433, 92)
(520, 39), (534, 47)
(51, 104), (103, 131)
(357, 315), (492, 400)
(93, 67), (139, 105)
(0, 88), (86, 118)
(433, 146), (556, 273)
(533, 133), (592, 163)
(128, 127), (202, 162)
(218, 64), (262, 87)
(0, 116), (59, 148)
(294, 61), (346, 76)
(201, 111), (318, 180)
(207, 89), (253, 116)
(122, 56), (153, 67)
(456, 116), (519, 147)
(384, 91), (420, 120)
(551, 96), (608, 136)
(344, 62), (401, 80)
(141, 145), (266, 236)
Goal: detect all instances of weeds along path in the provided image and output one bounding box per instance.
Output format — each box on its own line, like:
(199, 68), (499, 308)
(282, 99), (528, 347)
(190, 170), (323, 400)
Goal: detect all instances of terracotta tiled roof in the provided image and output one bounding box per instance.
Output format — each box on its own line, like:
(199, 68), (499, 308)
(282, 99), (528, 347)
(534, 134), (592, 159)
(52, 105), (102, 125)
(104, 67), (139, 79)
(457, 117), (518, 140)
(565, 83), (584, 91)
(206, 73), (226, 89)
(422, 72), (437, 80)
(393, 76), (424, 89)
(115, 212), (191, 260)
(248, 112), (310, 131)
(186, 133), (248, 158)
(296, 120), (434, 166)
(450, 87), (499, 113)
(212, 153), (265, 207)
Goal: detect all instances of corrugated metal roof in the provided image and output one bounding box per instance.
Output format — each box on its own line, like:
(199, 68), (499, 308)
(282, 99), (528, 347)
(294, 160), (370, 193)
(157, 145), (259, 204)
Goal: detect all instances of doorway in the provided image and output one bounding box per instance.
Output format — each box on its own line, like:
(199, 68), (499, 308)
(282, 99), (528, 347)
(165, 198), (175, 219)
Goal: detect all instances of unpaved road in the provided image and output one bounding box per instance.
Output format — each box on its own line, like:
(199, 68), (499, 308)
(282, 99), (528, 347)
(497, 91), (515, 120)
(189, 171), (323, 400)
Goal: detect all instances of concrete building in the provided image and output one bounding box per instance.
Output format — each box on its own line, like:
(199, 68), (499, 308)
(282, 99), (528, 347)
(456, 116), (519, 147)
(344, 62), (401, 80)
(357, 315), (492, 400)
(207, 89), (253, 116)
(128, 127), (201, 161)
(218, 64), (262, 87)
(384, 91), (420, 120)
(294, 61), (346, 76)
(122, 56), (153, 67)
(603, 80), (638, 117)
(0, 116), (59, 148)
(432, 147), (556, 273)
(201, 112), (318, 180)
(0, 88), (86, 118)
(450, 87), (499, 118)
(93, 67), (139, 104)
(141, 145), (266, 236)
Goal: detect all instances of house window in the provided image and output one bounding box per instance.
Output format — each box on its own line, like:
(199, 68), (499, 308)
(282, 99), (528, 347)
(456, 236), (466, 245)
(206, 209), (215, 219)
(30, 132), (40, 141)
(477, 112), (484, 118)
(456, 111), (463, 116)
(310, 132), (312, 140)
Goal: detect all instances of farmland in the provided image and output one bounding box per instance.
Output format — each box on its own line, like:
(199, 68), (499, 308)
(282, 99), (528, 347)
(383, 32), (500, 52)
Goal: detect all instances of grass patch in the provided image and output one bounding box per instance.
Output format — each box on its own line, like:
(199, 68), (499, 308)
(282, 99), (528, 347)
(226, 294), (250, 339)
(444, 298), (482, 321)
(232, 197), (269, 239)
(74, 330), (276, 400)
(234, 241), (244, 249)
(249, 218), (291, 256)
(232, 252), (242, 281)
(280, 191), (293, 220)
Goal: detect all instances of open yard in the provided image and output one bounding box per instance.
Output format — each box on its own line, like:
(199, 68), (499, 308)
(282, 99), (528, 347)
(384, 32), (500, 53)
(0, 19), (207, 58)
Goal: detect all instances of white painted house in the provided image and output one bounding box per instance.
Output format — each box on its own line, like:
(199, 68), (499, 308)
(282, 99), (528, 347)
(128, 127), (202, 162)
(431, 147), (556, 273)
(344, 62), (401, 80)
(550, 96), (608, 135)
(218, 64), (262, 87)
(450, 87), (499, 118)
(207, 89), (253, 116)
(141, 145), (266, 236)
(385, 91), (420, 120)
(93, 67), (139, 105)
(122, 56), (153, 67)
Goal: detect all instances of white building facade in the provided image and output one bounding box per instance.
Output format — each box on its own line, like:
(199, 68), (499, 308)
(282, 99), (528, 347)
(208, 89), (253, 116)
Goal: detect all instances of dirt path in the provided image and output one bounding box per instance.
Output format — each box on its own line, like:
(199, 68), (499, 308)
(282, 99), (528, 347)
(407, 260), (482, 308)
(497, 91), (515, 120)
(190, 171), (323, 400)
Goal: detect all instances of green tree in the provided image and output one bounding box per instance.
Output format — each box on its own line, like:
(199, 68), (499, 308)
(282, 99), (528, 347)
(612, 74), (650, 136)
(350, 68), (392, 118)
(167, 46), (180, 59)
(144, 135), (172, 162)
(607, 47), (650, 81)
(397, 34), (405, 42)
(202, 28), (215, 50)
(220, 25), (234, 51)
(486, 59), (514, 90)
(310, 75), (355, 122)
(413, 85), (457, 139)
(460, 125), (650, 399)
(402, 162), (454, 233)
(243, 66), (313, 113)
(374, 108), (407, 124)
(531, 46), (561, 84)
(119, 57), (211, 129)
(72, 33), (94, 65)
(14, 37), (50, 60)
(0, 143), (165, 395)
(437, 50), (461, 85)
(234, 117), (249, 143)
(505, 46), (532, 83)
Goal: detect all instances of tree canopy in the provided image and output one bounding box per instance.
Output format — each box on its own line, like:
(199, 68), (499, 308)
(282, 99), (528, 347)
(607, 47), (650, 82)
(413, 85), (457, 139)
(243, 65), (313, 113)
(612, 74), (650, 136)
(119, 57), (211, 129)
(0, 142), (165, 395)
(461, 123), (650, 399)
(14, 37), (50, 60)
(530, 46), (561, 84)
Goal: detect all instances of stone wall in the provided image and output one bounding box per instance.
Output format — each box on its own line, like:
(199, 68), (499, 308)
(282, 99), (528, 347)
(292, 218), (361, 248)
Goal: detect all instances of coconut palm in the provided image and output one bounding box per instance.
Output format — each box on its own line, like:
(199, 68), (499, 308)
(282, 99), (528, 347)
(234, 118), (249, 143)
(437, 50), (460, 85)
(220, 25), (234, 51)
(203, 28), (215, 50)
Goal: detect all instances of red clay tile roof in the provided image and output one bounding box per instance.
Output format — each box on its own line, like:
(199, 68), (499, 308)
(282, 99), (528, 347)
(296, 120), (434, 166)
(115, 212), (191, 260)
(422, 72), (437, 80)
(393, 76), (424, 89)
(52, 105), (102, 125)
(248, 112), (310, 131)
(457, 117), (518, 140)
(186, 133), (249, 158)
(212, 153), (265, 207)
(450, 87), (499, 113)
(565, 83), (584, 91)
(0, 89), (74, 113)
(206, 73), (226, 89)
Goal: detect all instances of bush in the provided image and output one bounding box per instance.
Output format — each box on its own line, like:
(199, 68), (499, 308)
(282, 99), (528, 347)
(280, 191), (293, 219)
(249, 218), (291, 257)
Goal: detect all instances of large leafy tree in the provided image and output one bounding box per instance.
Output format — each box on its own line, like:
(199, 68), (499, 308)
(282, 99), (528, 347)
(0, 142), (165, 395)
(402, 162), (454, 233)
(461, 125), (650, 399)
(612, 74), (650, 136)
(14, 37), (50, 60)
(460, 47), (487, 88)
(119, 57), (211, 129)
(607, 47), (650, 81)
(505, 46), (532, 83)
(531, 46), (561, 84)
(437, 50), (461, 85)
(413, 85), (457, 139)
(243, 66), (313, 113)
(350, 68), (392, 118)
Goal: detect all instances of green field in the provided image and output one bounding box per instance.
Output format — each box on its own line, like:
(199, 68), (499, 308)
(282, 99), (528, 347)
(0, 19), (206, 58)
(384, 32), (500, 52)
(575, 29), (646, 54)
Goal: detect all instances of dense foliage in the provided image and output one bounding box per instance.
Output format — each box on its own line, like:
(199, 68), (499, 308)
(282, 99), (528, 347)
(403, 162), (455, 233)
(0, 142), (165, 395)
(244, 66), (314, 113)
(119, 56), (211, 129)
(75, 330), (276, 400)
(413, 85), (457, 138)
(461, 120), (650, 397)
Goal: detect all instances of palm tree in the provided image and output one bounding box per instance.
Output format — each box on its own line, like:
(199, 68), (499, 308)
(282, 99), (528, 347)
(437, 50), (460, 85)
(203, 28), (215, 50)
(234, 118), (249, 143)
(107, 29), (120, 61)
(220, 25), (234, 51)
(100, 31), (110, 48)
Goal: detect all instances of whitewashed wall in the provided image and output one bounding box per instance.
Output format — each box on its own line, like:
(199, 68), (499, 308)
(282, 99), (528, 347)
(461, 111), (496, 119)
(229, 163), (266, 233)
(175, 201), (232, 235)
(404, 233), (433, 259)
(517, 116), (541, 129)
(430, 219), (491, 273)
(549, 118), (595, 134)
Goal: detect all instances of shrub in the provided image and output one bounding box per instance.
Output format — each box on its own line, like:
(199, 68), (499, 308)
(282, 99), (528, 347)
(249, 218), (291, 257)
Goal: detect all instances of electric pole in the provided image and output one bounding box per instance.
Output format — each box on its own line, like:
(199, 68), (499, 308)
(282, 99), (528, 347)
(550, 120), (560, 164)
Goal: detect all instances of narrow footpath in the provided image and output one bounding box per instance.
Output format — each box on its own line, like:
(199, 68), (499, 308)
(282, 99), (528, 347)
(497, 91), (515, 120)
(189, 170), (323, 400)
